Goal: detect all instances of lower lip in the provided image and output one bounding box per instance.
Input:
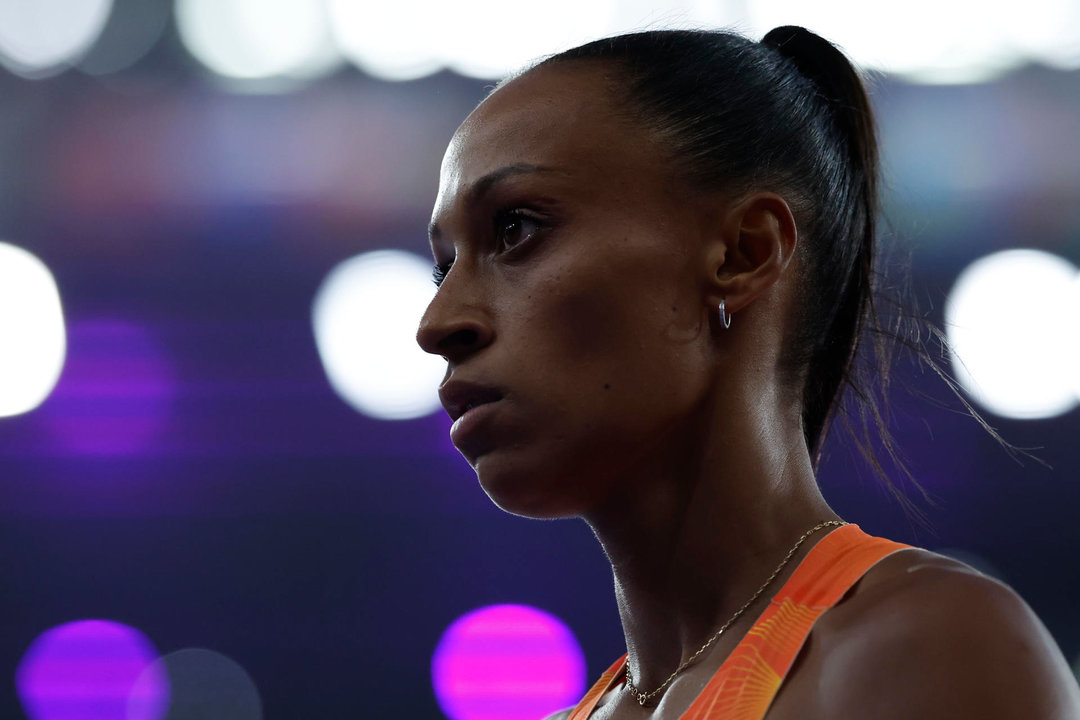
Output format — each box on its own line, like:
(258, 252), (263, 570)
(449, 400), (501, 452)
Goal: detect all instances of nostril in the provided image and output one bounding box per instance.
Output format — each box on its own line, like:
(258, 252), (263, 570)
(439, 327), (479, 353)
(418, 314), (493, 361)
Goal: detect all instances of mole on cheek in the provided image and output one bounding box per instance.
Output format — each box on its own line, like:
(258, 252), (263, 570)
(604, 383), (611, 390)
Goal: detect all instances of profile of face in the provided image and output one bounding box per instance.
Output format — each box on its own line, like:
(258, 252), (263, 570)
(418, 64), (750, 519)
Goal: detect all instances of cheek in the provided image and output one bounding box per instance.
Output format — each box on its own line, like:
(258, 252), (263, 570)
(487, 280), (708, 517)
(550, 282), (629, 369)
(522, 266), (707, 416)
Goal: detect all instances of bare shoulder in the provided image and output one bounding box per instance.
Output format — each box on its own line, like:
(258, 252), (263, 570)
(813, 548), (1080, 719)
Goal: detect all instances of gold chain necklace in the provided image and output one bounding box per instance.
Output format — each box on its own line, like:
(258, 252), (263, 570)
(624, 519), (847, 707)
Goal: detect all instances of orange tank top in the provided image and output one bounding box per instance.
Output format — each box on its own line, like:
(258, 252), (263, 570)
(567, 524), (912, 720)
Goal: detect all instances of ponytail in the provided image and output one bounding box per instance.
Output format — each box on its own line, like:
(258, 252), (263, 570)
(760, 26), (881, 463)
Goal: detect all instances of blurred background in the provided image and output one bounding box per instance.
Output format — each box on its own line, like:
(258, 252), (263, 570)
(1, 0), (1079, 718)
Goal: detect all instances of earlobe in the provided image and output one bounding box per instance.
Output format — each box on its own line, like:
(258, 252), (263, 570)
(707, 192), (798, 315)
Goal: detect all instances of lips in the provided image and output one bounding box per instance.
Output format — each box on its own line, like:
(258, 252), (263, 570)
(438, 379), (504, 422)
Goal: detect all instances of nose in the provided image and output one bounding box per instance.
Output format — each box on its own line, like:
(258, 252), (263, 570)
(416, 290), (494, 364)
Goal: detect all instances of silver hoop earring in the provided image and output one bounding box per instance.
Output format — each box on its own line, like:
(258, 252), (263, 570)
(719, 299), (732, 329)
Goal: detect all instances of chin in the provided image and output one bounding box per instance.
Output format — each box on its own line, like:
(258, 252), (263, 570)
(473, 453), (581, 520)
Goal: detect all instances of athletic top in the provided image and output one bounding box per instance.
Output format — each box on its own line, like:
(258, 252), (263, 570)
(567, 524), (912, 720)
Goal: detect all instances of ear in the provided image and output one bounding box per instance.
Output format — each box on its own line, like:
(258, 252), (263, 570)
(705, 192), (798, 315)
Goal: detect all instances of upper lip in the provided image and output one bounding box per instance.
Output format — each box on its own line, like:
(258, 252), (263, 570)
(438, 379), (504, 422)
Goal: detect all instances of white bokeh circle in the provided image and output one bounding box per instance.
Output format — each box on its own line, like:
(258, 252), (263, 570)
(176, 0), (337, 81)
(1007, 0), (1080, 70)
(131, 648), (262, 720)
(745, 0), (1021, 83)
(326, 0), (445, 81)
(945, 249), (1080, 420)
(440, 0), (617, 79)
(0, 0), (113, 77)
(0, 242), (67, 418)
(312, 250), (444, 420)
(1064, 276), (1080, 400)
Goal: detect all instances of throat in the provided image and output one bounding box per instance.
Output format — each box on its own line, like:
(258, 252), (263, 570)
(604, 512), (841, 700)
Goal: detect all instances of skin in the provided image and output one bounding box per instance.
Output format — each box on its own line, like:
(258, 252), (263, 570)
(416, 62), (1080, 719)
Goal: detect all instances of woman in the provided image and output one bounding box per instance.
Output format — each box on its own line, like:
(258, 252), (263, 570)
(416, 26), (1080, 719)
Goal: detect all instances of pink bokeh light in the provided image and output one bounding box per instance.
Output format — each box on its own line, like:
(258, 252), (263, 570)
(432, 604), (586, 720)
(16, 619), (169, 720)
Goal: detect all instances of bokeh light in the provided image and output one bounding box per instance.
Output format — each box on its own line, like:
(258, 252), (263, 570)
(605, 0), (737, 36)
(743, 0), (1080, 82)
(16, 619), (169, 720)
(439, 0), (617, 80)
(326, 0), (445, 81)
(432, 604), (586, 720)
(1066, 276), (1080, 401)
(0, 242), (67, 418)
(0, 0), (114, 78)
(328, 0), (719, 81)
(312, 250), (444, 420)
(1009, 0), (1080, 70)
(945, 249), (1080, 419)
(133, 648), (262, 720)
(77, 0), (170, 76)
(745, 0), (1016, 84)
(176, 0), (338, 82)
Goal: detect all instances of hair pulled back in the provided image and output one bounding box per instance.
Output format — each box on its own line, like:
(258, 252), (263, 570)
(540, 27), (882, 469)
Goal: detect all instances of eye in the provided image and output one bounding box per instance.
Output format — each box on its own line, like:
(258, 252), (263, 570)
(432, 260), (452, 287)
(494, 209), (543, 252)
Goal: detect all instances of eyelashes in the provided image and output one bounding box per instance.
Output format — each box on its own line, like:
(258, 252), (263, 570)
(431, 208), (546, 288)
(432, 261), (451, 287)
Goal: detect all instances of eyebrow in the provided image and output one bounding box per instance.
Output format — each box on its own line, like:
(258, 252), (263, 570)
(428, 163), (559, 242)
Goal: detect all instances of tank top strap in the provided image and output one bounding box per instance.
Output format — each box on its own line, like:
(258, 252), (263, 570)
(681, 523), (911, 720)
(567, 655), (627, 720)
(566, 524), (911, 720)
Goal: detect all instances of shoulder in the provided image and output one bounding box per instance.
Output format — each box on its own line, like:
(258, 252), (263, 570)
(814, 548), (1080, 719)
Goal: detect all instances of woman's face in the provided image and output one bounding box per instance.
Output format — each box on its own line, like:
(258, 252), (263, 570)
(418, 64), (725, 518)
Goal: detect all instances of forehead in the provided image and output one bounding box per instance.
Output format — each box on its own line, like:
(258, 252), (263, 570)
(434, 64), (661, 213)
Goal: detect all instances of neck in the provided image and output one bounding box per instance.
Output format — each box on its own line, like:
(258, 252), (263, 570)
(583, 385), (839, 694)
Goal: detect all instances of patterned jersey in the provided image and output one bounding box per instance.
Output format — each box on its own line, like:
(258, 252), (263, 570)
(568, 524), (912, 720)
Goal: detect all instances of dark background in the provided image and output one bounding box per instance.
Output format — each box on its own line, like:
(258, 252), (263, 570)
(1, 2), (1079, 717)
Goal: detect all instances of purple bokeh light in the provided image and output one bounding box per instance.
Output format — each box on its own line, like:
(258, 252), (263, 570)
(432, 604), (586, 720)
(16, 619), (169, 720)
